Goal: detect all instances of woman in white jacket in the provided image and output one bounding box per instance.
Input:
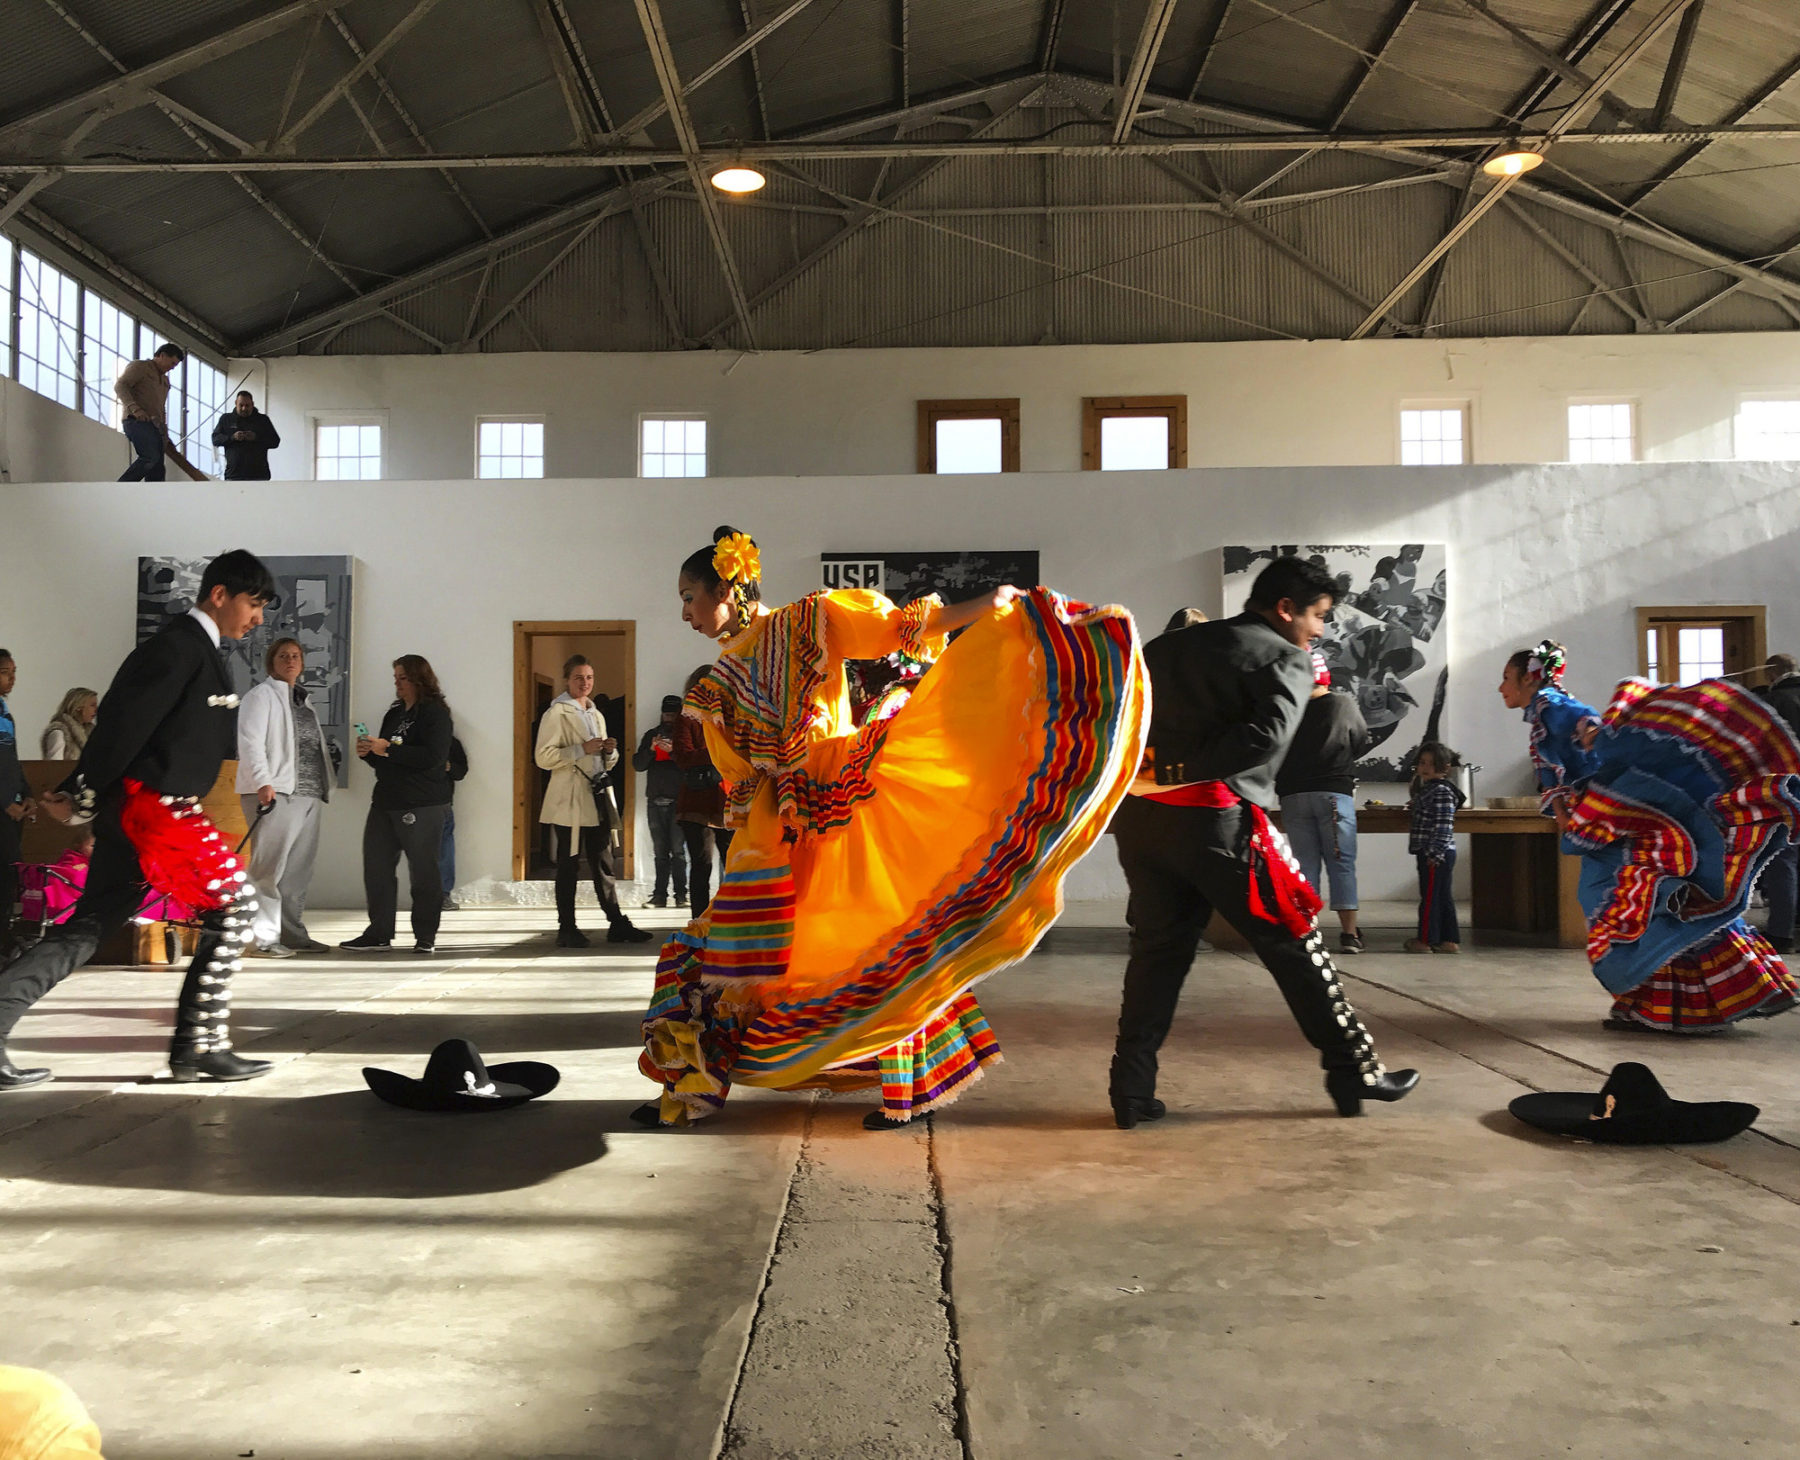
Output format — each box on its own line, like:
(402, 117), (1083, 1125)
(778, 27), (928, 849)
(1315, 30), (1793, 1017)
(535, 654), (651, 947)
(236, 637), (332, 956)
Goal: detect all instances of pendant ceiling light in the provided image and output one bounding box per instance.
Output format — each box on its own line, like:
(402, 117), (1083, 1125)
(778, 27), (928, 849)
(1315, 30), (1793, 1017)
(710, 164), (766, 194)
(1481, 150), (1544, 179)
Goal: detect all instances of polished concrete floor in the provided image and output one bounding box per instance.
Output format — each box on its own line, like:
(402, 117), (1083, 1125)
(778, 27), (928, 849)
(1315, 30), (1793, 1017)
(1, 902), (1795, 1459)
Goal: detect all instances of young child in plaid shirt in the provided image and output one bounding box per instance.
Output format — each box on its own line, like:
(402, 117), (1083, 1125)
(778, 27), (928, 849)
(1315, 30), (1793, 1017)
(1406, 742), (1466, 953)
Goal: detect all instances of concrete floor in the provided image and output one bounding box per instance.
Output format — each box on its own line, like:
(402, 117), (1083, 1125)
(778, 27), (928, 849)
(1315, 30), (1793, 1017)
(1, 903), (1796, 1459)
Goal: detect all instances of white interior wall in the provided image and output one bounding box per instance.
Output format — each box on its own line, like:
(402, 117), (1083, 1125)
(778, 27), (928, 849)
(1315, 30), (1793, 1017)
(0, 376), (127, 484)
(4, 461), (1796, 910)
(228, 334), (1800, 482)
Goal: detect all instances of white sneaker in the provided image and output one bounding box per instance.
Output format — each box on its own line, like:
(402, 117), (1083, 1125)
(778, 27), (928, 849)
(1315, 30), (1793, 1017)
(247, 943), (297, 959)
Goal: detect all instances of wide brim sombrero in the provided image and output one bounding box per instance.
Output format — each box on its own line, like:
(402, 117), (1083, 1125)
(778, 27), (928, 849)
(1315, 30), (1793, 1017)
(363, 1038), (560, 1114)
(1508, 1062), (1758, 1145)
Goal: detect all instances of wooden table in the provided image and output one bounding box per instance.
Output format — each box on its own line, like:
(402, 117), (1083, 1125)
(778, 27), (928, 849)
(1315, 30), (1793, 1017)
(1354, 804), (1584, 948)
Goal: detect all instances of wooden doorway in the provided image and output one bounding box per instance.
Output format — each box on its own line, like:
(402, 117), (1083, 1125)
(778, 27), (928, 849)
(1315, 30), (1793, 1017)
(513, 621), (636, 881)
(1636, 605), (1766, 686)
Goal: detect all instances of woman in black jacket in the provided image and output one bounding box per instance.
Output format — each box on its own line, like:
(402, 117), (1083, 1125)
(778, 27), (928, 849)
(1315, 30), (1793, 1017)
(342, 655), (453, 954)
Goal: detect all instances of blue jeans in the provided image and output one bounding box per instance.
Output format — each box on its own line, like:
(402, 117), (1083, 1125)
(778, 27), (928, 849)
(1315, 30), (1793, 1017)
(1280, 791), (1359, 909)
(120, 418), (166, 481)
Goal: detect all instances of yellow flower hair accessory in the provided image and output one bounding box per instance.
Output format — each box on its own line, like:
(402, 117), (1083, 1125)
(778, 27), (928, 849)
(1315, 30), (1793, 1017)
(713, 533), (761, 586)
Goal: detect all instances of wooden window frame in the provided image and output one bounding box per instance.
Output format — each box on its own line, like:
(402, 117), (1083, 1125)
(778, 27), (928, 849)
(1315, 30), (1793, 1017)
(1081, 396), (1187, 471)
(916, 399), (1020, 473)
(1635, 605), (1766, 683)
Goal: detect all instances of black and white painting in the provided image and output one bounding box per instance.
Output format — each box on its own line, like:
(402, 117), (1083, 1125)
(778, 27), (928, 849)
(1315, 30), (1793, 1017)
(137, 555), (355, 787)
(821, 550), (1040, 606)
(1222, 544), (1448, 779)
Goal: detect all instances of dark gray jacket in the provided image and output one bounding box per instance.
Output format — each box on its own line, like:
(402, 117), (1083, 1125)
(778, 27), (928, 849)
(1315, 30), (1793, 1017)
(1276, 690), (1373, 799)
(1759, 674), (1800, 740)
(1142, 610), (1313, 811)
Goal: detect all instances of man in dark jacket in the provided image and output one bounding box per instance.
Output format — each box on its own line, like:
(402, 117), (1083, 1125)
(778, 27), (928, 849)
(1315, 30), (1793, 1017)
(0, 550), (278, 1090)
(1757, 654), (1800, 951)
(211, 391), (281, 480)
(1108, 556), (1419, 1128)
(633, 696), (688, 908)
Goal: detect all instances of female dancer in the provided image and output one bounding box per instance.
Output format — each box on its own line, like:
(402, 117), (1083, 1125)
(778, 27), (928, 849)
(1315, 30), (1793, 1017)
(1499, 640), (1800, 1032)
(638, 527), (1145, 1128)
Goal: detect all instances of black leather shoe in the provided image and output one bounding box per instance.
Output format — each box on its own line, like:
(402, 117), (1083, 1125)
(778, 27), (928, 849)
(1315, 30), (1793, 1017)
(1112, 1097), (1166, 1130)
(556, 927), (589, 948)
(607, 920), (654, 944)
(339, 933), (391, 952)
(863, 1109), (915, 1131)
(168, 1050), (273, 1083)
(1326, 1068), (1419, 1117)
(0, 1059), (53, 1091)
(628, 1102), (665, 1128)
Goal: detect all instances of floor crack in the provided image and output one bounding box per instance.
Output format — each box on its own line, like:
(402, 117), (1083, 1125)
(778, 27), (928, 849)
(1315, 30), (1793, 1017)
(926, 1113), (976, 1460)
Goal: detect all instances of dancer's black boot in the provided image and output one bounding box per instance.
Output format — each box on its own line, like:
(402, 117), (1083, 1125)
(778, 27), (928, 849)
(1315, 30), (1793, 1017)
(168, 895), (271, 1083)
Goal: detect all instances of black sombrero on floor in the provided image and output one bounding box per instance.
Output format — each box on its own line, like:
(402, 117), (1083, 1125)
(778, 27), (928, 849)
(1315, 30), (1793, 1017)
(363, 1038), (559, 1113)
(1508, 1061), (1758, 1145)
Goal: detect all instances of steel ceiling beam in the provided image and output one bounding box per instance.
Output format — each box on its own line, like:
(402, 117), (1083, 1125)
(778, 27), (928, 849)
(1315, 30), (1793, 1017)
(0, 0), (339, 143)
(1454, 0), (1648, 131)
(1663, 224), (1800, 329)
(1185, 0), (1235, 102)
(1347, 0), (1697, 339)
(274, 0), (447, 151)
(1501, 0), (1635, 126)
(738, 0), (774, 138)
(1651, 0), (1705, 129)
(1498, 194), (1647, 327)
(632, 0), (757, 349)
(1113, 0), (1182, 142)
(1327, 0), (1421, 129)
(1629, 43), (1800, 207)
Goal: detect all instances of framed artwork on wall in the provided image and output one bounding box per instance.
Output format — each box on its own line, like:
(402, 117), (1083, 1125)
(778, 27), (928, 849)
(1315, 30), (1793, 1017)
(820, 550), (1040, 606)
(137, 555), (356, 787)
(1221, 544), (1448, 780)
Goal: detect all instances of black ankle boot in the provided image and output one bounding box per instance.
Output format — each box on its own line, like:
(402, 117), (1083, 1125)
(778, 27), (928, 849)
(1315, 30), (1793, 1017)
(169, 1048), (273, 1083)
(556, 927), (590, 948)
(1111, 1096), (1167, 1129)
(167, 902), (269, 1085)
(0, 1056), (52, 1091)
(1325, 1068), (1420, 1117)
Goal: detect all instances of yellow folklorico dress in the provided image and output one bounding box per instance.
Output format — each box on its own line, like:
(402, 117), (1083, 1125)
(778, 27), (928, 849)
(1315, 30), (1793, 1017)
(638, 585), (1147, 1123)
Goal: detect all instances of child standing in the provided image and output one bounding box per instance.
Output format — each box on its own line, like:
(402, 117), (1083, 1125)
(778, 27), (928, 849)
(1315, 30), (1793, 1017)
(1407, 741), (1466, 953)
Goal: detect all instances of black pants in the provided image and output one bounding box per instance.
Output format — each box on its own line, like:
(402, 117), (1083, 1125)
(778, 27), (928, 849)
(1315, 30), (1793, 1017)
(1760, 842), (1799, 943)
(0, 816), (22, 944)
(119, 419), (166, 482)
(552, 823), (626, 929)
(1109, 796), (1383, 1103)
(679, 821), (735, 916)
(0, 792), (155, 1045)
(1416, 851), (1459, 946)
(646, 799), (687, 901)
(361, 805), (446, 945)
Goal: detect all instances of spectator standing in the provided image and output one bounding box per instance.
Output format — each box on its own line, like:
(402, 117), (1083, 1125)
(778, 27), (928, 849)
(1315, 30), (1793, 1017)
(535, 655), (651, 947)
(1406, 742), (1465, 954)
(1276, 653), (1372, 955)
(439, 735), (467, 911)
(0, 652), (29, 939)
(342, 656), (453, 955)
(236, 637), (331, 958)
(1757, 652), (1800, 952)
(211, 390), (281, 481)
(672, 665), (734, 917)
(39, 687), (98, 760)
(114, 344), (184, 483)
(633, 695), (688, 908)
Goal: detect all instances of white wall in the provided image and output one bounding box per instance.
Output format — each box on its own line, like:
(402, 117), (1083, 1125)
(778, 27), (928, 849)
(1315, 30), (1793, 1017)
(4, 460), (1797, 909)
(0, 376), (126, 484)
(229, 334), (1800, 483)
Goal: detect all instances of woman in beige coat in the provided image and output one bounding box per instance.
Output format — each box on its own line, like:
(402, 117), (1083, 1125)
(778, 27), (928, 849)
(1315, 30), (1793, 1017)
(534, 654), (651, 947)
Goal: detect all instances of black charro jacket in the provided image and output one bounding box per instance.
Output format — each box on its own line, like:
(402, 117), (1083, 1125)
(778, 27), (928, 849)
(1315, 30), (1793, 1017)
(1141, 611), (1315, 812)
(74, 614), (236, 799)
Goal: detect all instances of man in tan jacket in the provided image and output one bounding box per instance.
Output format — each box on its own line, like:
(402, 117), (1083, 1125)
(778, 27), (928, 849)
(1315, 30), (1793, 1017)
(113, 342), (184, 482)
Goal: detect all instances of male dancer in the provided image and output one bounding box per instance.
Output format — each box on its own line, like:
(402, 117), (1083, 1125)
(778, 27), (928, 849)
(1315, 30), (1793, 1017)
(1109, 555), (1420, 1127)
(0, 550), (277, 1090)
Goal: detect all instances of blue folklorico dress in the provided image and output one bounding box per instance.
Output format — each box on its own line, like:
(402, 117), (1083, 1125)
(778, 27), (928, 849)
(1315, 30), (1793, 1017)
(1526, 678), (1800, 1031)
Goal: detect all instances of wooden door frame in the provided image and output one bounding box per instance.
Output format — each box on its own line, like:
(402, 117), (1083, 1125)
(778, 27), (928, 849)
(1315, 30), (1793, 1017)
(513, 620), (636, 881)
(1635, 605), (1766, 683)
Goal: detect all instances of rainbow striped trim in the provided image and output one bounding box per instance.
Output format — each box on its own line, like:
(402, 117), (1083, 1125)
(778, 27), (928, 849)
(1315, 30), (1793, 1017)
(1610, 920), (1798, 1031)
(699, 865), (796, 984)
(876, 995), (1002, 1121)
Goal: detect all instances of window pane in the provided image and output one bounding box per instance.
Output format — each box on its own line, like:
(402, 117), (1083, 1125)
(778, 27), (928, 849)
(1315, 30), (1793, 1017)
(685, 453), (706, 478)
(935, 417), (1003, 473)
(643, 455), (666, 478)
(479, 454), (499, 477)
(1646, 628), (1659, 680)
(1737, 399), (1800, 460)
(18, 251), (80, 408)
(524, 422), (543, 454)
(500, 421), (521, 454)
(1676, 626), (1724, 684)
(1099, 414), (1169, 470)
(686, 419), (706, 451)
(642, 419), (664, 453)
(479, 422), (500, 452)
(1400, 409), (1465, 465)
(0, 235), (11, 375)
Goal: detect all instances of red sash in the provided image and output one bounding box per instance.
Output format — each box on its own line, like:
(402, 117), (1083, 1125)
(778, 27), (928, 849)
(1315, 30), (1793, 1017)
(1143, 780), (1322, 936)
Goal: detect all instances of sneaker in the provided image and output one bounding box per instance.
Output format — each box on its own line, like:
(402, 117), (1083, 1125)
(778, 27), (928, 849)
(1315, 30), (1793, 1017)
(1402, 939), (1432, 954)
(649, 896), (669, 909)
(440, 895), (459, 913)
(291, 938), (331, 954)
(1339, 932), (1364, 956)
(1194, 938), (1214, 954)
(1431, 941), (1460, 954)
(607, 920), (654, 944)
(339, 933), (392, 952)
(246, 942), (297, 959)
(415, 942), (436, 956)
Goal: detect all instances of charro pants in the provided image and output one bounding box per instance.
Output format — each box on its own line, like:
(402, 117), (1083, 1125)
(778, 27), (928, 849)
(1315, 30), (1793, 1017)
(361, 805), (445, 945)
(679, 821), (735, 916)
(1109, 796), (1382, 1103)
(552, 823), (624, 929)
(647, 799), (686, 901)
(240, 792), (322, 948)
